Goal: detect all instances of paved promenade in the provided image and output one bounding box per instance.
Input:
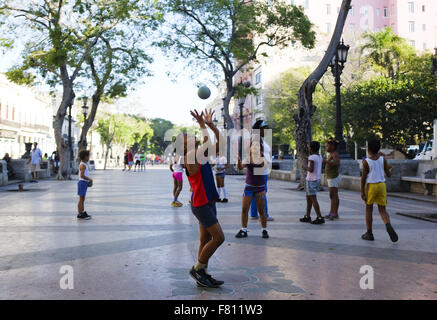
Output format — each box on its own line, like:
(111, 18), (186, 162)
(0, 167), (436, 300)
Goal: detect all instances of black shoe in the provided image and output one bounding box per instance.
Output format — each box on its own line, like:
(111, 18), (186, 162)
(221, 198), (228, 203)
(386, 224), (399, 243)
(206, 274), (224, 287)
(235, 230), (248, 238)
(189, 267), (214, 288)
(216, 198), (222, 203)
(361, 231), (375, 241)
(77, 212), (92, 220)
(300, 216), (312, 223)
(262, 230), (269, 239)
(311, 217), (325, 225)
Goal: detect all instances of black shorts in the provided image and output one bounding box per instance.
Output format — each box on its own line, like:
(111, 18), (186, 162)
(191, 201), (218, 228)
(135, 160), (141, 165)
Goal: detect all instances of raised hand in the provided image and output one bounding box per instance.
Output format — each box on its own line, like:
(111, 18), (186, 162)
(203, 108), (215, 126)
(190, 109), (205, 127)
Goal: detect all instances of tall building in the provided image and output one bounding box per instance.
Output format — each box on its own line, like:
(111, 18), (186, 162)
(227, 0), (437, 129)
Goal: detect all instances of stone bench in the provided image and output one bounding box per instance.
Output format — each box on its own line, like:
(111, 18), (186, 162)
(9, 159), (31, 182)
(401, 160), (437, 198)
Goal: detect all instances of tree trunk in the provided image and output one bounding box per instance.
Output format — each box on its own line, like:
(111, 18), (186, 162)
(104, 143), (110, 170)
(78, 92), (102, 152)
(293, 0), (352, 190)
(54, 76), (75, 180)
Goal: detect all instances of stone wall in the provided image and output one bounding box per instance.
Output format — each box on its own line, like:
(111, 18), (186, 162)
(0, 160), (7, 186)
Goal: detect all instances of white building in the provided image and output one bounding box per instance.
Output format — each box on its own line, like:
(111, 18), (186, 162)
(0, 73), (57, 158)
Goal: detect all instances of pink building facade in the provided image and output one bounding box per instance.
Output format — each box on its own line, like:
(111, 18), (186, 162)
(346, 0), (437, 51)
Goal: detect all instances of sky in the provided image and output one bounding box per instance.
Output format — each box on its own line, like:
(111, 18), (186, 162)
(0, 45), (219, 127)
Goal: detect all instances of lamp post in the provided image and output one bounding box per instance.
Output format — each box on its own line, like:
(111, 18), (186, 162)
(68, 97), (75, 169)
(432, 48), (437, 77)
(329, 39), (350, 158)
(238, 96), (245, 160)
(82, 97), (89, 149)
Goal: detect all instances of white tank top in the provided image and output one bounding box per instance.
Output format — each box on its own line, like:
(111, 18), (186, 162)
(79, 162), (90, 181)
(173, 157), (183, 173)
(365, 156), (385, 184)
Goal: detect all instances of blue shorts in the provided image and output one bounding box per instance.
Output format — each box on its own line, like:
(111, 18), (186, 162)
(216, 172), (226, 178)
(243, 185), (266, 197)
(78, 180), (88, 197)
(306, 180), (321, 196)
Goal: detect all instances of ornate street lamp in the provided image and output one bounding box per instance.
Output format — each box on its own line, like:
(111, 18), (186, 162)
(82, 97), (89, 149)
(329, 39), (350, 158)
(68, 97), (75, 166)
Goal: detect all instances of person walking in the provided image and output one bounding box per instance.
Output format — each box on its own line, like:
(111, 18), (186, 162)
(28, 142), (42, 182)
(170, 153), (184, 207)
(213, 153), (228, 203)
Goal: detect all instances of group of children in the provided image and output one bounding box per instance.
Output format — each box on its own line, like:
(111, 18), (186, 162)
(300, 138), (398, 243)
(74, 108), (399, 289)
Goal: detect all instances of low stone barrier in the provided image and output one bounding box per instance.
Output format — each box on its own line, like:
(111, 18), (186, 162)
(9, 160), (31, 182)
(0, 160), (7, 186)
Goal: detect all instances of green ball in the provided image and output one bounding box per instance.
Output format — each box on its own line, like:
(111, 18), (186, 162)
(198, 86), (211, 100)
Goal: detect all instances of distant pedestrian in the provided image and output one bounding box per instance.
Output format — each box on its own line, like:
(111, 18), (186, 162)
(213, 153), (228, 203)
(127, 150), (134, 171)
(28, 142), (42, 182)
(300, 141), (325, 224)
(324, 138), (341, 220)
(2, 153), (14, 179)
(134, 152), (141, 172)
(123, 150), (129, 171)
(170, 153), (184, 207)
(140, 151), (146, 171)
(77, 150), (93, 220)
(361, 139), (398, 242)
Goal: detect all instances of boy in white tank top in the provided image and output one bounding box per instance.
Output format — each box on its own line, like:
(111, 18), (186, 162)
(77, 150), (93, 220)
(361, 139), (398, 242)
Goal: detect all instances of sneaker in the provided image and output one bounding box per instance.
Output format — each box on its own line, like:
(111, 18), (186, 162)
(386, 224), (399, 243)
(171, 201), (182, 207)
(221, 198), (229, 203)
(235, 230), (248, 238)
(311, 217), (325, 225)
(77, 212), (92, 220)
(299, 216), (312, 223)
(250, 216), (259, 220)
(205, 274), (224, 287)
(266, 217), (275, 222)
(325, 213), (339, 221)
(189, 267), (214, 288)
(262, 230), (269, 239)
(361, 231), (375, 241)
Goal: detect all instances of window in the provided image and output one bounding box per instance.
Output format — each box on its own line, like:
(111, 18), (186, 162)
(391, 5), (395, 16)
(423, 43), (427, 50)
(408, 21), (415, 32)
(255, 72), (262, 85)
(326, 4), (331, 15)
(256, 95), (262, 106)
(383, 7), (388, 17)
(12, 107), (15, 121)
(422, 5), (426, 12)
(376, 8), (380, 16)
(304, 0), (309, 9)
(422, 24), (426, 31)
(363, 7), (368, 16)
(349, 23), (355, 32)
(408, 2), (414, 13)
(5, 105), (8, 120)
(349, 6), (354, 16)
(409, 40), (415, 47)
(326, 23), (331, 34)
